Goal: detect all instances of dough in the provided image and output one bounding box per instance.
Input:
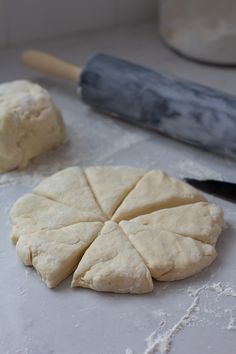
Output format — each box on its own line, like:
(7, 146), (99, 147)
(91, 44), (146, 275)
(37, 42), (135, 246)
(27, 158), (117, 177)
(120, 221), (216, 281)
(85, 166), (145, 217)
(16, 222), (102, 288)
(0, 80), (66, 171)
(131, 202), (223, 244)
(112, 170), (206, 222)
(10, 193), (102, 244)
(72, 221), (153, 293)
(33, 167), (106, 221)
(10, 166), (223, 292)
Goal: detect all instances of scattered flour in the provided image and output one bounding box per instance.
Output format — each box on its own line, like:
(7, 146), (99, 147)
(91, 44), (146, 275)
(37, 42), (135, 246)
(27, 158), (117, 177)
(176, 160), (223, 180)
(222, 288), (236, 297)
(15, 349), (29, 354)
(0, 158), (68, 188)
(144, 288), (201, 354)
(0, 122), (148, 188)
(140, 282), (236, 354)
(152, 309), (167, 320)
(208, 281), (224, 294)
(125, 348), (134, 354)
(225, 308), (236, 331)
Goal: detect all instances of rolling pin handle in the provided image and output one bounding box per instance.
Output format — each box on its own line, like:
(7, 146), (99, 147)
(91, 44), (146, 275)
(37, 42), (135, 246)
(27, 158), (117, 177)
(22, 50), (81, 82)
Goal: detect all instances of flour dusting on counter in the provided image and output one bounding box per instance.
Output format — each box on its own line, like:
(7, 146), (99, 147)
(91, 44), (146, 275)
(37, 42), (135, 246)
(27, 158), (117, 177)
(138, 282), (236, 354)
(144, 288), (201, 354)
(177, 160), (223, 180)
(0, 118), (148, 188)
(225, 307), (236, 331)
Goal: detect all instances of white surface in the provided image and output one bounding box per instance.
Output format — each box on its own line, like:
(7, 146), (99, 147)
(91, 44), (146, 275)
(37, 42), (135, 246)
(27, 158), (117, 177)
(0, 0), (156, 47)
(0, 23), (236, 354)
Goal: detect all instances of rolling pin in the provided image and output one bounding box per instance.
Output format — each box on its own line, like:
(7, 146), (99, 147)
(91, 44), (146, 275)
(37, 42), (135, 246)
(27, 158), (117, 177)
(22, 50), (236, 160)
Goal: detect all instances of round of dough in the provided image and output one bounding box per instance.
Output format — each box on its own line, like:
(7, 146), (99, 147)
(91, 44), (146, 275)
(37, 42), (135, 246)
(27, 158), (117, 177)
(10, 166), (224, 293)
(0, 80), (66, 172)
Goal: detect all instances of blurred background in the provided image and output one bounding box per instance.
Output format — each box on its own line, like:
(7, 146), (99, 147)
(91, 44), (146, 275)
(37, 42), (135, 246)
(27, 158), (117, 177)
(1, 0), (236, 66)
(0, 0), (157, 47)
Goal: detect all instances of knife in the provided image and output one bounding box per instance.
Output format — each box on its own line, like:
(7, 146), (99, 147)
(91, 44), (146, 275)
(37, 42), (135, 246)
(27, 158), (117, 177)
(185, 178), (236, 202)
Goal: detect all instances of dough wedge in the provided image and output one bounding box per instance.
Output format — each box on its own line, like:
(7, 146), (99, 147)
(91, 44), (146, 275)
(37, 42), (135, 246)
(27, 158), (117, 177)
(10, 193), (98, 244)
(33, 167), (106, 221)
(16, 222), (103, 288)
(112, 170), (206, 222)
(85, 166), (145, 218)
(72, 221), (153, 293)
(131, 202), (223, 244)
(120, 221), (216, 281)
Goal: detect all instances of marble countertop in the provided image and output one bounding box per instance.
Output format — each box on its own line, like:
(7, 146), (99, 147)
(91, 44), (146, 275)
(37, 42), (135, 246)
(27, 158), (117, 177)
(0, 23), (235, 354)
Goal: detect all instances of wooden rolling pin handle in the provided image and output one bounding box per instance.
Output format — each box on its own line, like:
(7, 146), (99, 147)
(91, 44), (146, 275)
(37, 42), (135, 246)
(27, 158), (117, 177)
(22, 50), (81, 82)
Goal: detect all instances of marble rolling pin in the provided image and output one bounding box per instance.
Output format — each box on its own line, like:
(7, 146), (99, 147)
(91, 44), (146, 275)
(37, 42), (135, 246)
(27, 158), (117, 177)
(22, 50), (236, 160)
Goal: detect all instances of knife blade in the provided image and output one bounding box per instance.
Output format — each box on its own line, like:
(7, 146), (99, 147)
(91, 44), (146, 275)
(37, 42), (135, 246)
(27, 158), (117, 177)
(184, 178), (236, 202)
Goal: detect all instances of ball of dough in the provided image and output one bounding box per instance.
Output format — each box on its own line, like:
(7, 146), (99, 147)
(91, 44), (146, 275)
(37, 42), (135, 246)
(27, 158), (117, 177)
(0, 80), (66, 171)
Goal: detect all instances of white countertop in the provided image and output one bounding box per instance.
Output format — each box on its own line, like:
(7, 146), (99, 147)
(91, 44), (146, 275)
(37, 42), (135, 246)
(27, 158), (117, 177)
(0, 23), (235, 354)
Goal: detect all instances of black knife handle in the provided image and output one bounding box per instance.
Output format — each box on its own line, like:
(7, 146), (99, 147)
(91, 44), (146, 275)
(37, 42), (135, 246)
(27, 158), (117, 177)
(185, 178), (236, 202)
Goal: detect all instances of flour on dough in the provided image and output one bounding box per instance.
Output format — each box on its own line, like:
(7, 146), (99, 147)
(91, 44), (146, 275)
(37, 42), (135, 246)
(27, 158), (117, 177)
(131, 202), (223, 244)
(10, 166), (223, 291)
(112, 170), (206, 222)
(72, 221), (153, 293)
(16, 222), (103, 288)
(0, 80), (66, 172)
(33, 167), (106, 221)
(85, 166), (145, 217)
(120, 221), (217, 281)
(10, 193), (101, 244)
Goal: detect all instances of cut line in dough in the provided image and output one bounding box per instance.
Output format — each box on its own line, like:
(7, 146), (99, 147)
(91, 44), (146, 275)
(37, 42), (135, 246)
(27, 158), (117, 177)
(112, 170), (206, 222)
(120, 220), (217, 281)
(85, 166), (145, 218)
(10, 166), (223, 292)
(130, 202), (223, 245)
(72, 221), (153, 293)
(16, 222), (103, 288)
(33, 167), (106, 221)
